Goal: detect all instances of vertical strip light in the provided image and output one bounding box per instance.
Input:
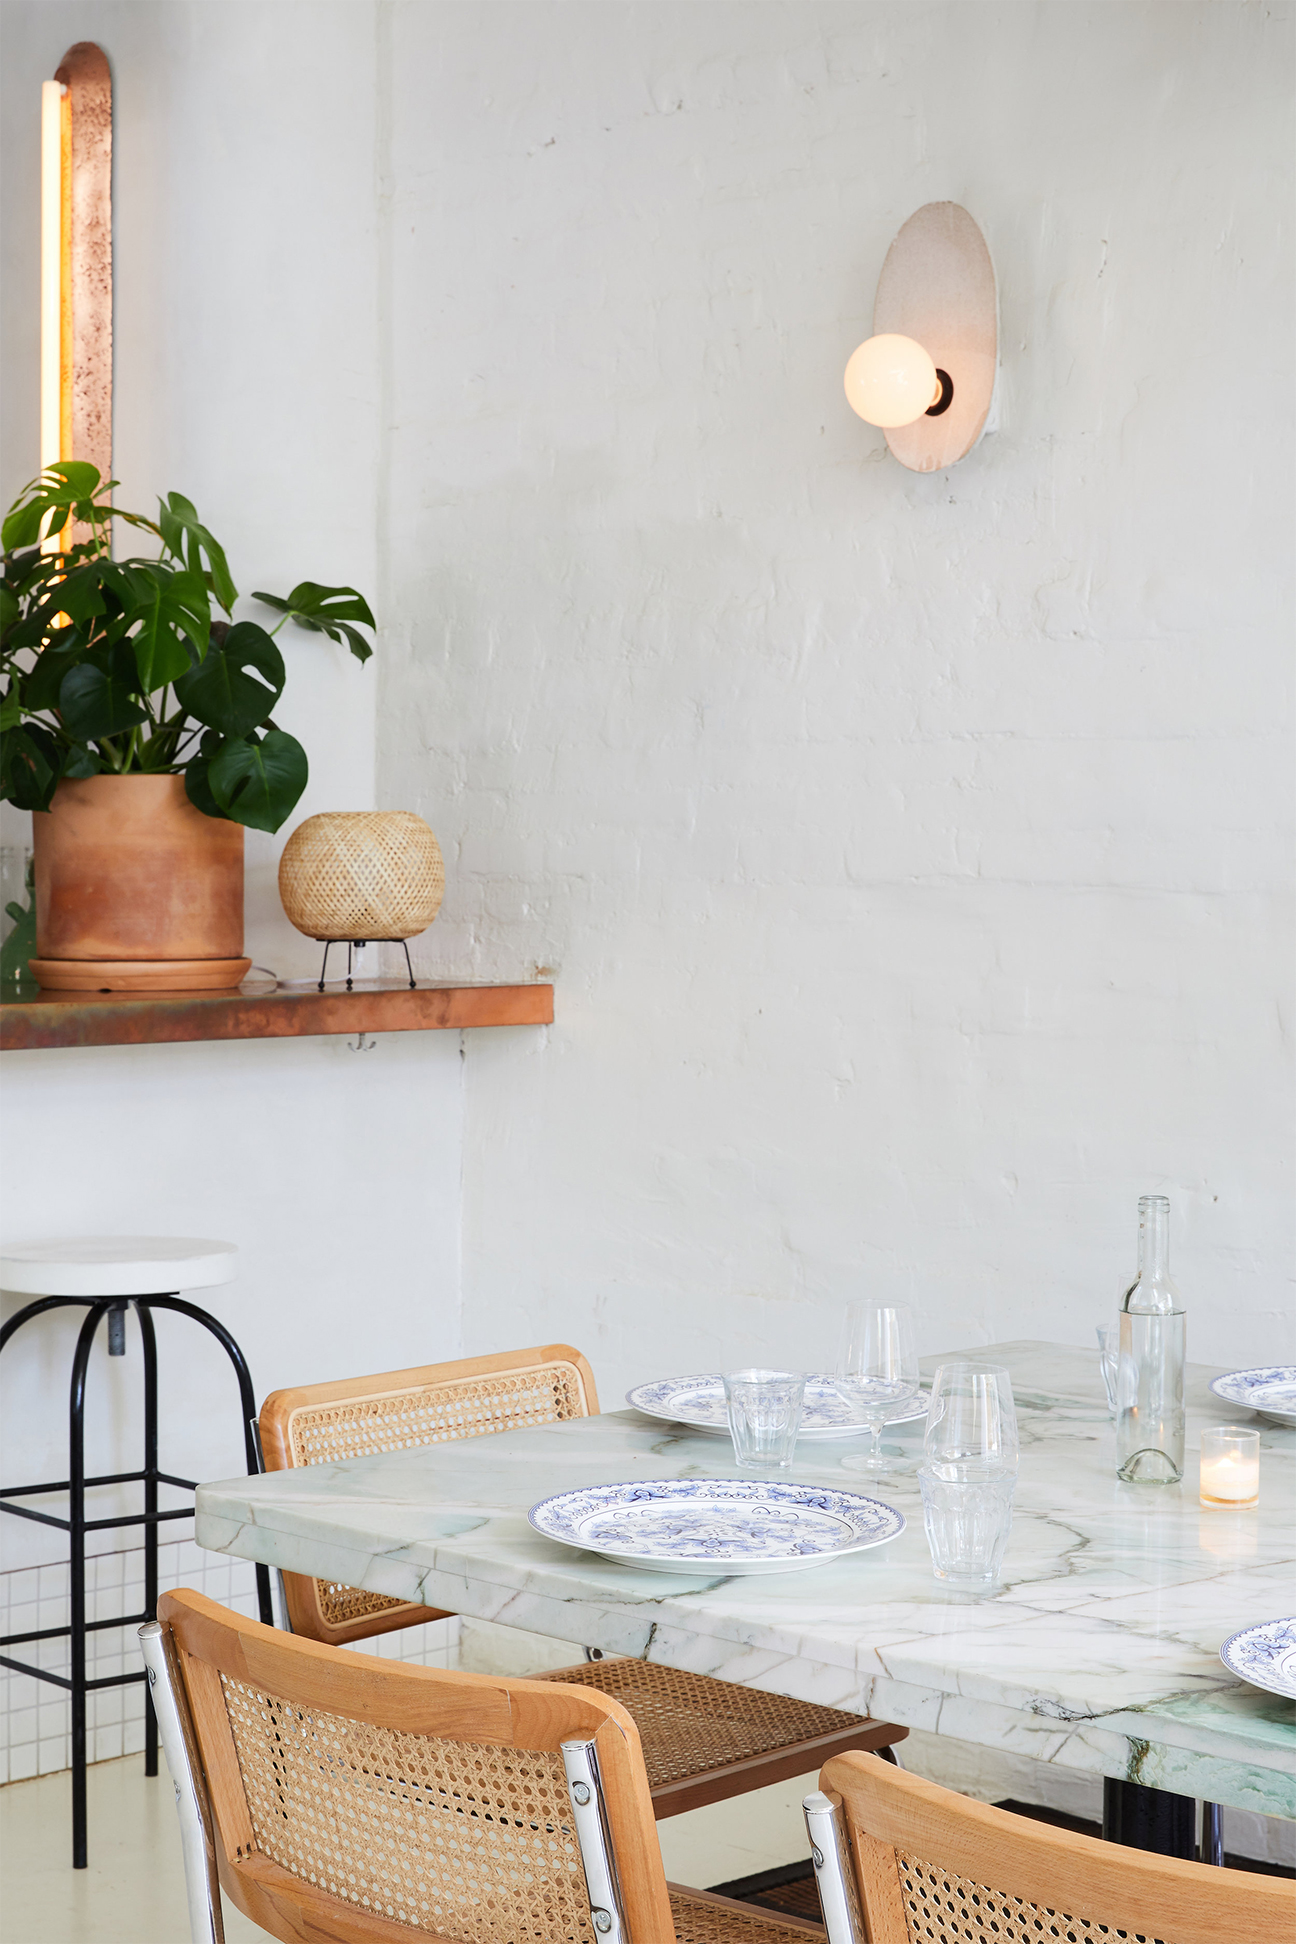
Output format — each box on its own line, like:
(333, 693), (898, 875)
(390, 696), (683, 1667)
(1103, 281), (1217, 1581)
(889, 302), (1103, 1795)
(39, 80), (64, 475)
(40, 78), (71, 554)
(59, 77), (73, 469)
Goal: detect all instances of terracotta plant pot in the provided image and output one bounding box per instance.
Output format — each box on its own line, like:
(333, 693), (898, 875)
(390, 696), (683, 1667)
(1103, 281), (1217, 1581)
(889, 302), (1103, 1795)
(30, 774), (251, 991)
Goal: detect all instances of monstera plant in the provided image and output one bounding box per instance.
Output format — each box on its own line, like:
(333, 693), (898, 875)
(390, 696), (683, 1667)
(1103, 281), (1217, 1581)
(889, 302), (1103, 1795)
(0, 462), (374, 832)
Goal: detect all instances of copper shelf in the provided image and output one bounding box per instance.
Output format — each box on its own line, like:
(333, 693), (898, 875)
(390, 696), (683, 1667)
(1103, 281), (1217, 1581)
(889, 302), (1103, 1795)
(0, 978), (554, 1052)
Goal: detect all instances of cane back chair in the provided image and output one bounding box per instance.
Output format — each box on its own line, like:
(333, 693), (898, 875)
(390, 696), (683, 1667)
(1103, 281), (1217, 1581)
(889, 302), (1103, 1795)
(258, 1344), (906, 1820)
(143, 1589), (827, 1943)
(804, 1750), (1291, 1944)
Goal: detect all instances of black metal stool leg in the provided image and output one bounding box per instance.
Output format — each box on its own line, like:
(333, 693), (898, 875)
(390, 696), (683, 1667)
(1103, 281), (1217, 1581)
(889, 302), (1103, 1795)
(1, 1287), (269, 1865)
(69, 1303), (107, 1869)
(0, 1293), (88, 1352)
(145, 1296), (275, 1625)
(136, 1302), (160, 1777)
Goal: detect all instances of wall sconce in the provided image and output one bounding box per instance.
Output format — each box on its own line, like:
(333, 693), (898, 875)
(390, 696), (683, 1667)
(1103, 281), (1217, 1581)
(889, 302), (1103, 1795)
(844, 202), (996, 473)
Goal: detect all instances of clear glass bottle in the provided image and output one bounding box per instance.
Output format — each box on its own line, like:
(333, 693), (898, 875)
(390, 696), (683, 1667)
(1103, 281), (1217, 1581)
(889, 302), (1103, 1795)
(1116, 1195), (1186, 1484)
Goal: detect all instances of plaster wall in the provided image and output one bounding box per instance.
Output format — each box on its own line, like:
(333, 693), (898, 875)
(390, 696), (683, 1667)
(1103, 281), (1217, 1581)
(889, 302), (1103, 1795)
(0, 1), (465, 1574)
(377, 0), (1295, 1394)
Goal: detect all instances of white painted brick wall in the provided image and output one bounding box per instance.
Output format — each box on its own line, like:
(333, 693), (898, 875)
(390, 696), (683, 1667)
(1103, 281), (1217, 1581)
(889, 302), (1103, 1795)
(373, 1), (1293, 1396)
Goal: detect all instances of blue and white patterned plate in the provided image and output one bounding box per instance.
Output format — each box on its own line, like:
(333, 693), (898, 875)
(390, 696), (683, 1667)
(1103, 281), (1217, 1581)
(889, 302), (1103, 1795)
(1209, 1367), (1296, 1427)
(1219, 1618), (1296, 1701)
(626, 1373), (930, 1441)
(528, 1476), (906, 1576)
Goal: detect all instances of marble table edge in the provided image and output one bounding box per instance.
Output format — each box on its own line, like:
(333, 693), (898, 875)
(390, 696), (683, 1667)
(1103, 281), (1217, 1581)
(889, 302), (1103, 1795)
(194, 1501), (1295, 1820)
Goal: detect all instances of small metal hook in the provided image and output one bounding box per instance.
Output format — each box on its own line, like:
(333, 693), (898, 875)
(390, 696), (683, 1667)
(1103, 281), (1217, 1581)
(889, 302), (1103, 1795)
(350, 1032), (378, 1052)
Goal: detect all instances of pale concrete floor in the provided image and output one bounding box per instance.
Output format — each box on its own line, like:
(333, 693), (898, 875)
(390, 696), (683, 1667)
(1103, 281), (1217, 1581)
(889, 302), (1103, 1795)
(0, 1749), (819, 1944)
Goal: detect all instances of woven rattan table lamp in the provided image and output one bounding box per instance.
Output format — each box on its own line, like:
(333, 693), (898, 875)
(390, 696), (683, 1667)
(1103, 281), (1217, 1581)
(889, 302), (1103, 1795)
(278, 811), (445, 988)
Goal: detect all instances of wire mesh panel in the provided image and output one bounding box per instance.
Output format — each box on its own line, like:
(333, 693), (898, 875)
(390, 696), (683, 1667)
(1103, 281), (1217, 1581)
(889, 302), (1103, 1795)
(896, 1851), (1169, 1944)
(549, 1659), (869, 1790)
(221, 1674), (597, 1942)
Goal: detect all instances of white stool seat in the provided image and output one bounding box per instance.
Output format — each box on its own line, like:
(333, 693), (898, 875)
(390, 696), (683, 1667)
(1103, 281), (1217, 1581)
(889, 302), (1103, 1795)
(0, 1237), (237, 1298)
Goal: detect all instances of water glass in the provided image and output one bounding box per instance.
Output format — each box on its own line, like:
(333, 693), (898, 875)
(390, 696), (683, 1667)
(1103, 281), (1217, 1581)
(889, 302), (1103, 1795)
(1096, 1326), (1119, 1417)
(834, 1302), (921, 1475)
(723, 1369), (806, 1469)
(919, 1466), (1016, 1586)
(924, 1362), (1019, 1473)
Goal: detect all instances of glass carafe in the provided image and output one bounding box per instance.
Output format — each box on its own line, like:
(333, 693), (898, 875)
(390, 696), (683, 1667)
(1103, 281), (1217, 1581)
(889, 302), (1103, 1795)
(1116, 1195), (1185, 1484)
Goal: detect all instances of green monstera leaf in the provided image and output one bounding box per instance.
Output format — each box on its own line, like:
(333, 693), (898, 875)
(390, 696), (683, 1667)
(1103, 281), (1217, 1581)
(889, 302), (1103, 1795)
(110, 561), (211, 694)
(173, 622), (285, 739)
(182, 755), (227, 821)
(22, 630), (88, 713)
(157, 492), (237, 613)
(208, 727), (308, 833)
(0, 723), (61, 811)
(58, 656), (149, 742)
(252, 582), (375, 663)
(3, 471), (374, 824)
(0, 462), (109, 551)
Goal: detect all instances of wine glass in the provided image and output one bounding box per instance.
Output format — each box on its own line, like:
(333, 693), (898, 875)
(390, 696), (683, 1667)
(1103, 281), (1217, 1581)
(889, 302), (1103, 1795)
(833, 1302), (920, 1475)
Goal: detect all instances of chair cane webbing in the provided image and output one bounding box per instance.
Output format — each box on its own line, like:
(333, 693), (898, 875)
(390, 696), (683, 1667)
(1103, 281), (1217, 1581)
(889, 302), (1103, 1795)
(219, 1674), (596, 1941)
(309, 1579), (416, 1631)
(542, 1659), (875, 1792)
(896, 1851), (1169, 1944)
(282, 1360), (590, 1637)
(669, 1887), (825, 1939)
(285, 1363), (590, 1466)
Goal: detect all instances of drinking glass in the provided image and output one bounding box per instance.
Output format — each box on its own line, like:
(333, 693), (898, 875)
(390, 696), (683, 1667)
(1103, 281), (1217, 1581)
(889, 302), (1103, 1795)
(924, 1362), (1019, 1474)
(1096, 1326), (1119, 1417)
(723, 1369), (806, 1469)
(833, 1303), (920, 1475)
(918, 1467), (1016, 1586)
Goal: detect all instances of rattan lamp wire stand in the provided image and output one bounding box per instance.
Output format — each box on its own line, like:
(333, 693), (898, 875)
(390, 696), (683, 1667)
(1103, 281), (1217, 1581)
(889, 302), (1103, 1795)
(315, 938), (417, 991)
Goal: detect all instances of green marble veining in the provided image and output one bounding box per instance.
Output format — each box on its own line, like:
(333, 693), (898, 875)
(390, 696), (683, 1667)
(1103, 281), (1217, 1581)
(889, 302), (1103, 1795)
(196, 1340), (1294, 1817)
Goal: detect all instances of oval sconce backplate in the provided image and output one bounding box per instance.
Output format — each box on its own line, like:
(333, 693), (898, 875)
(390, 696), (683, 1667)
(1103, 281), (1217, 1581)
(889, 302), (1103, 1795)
(873, 202), (996, 473)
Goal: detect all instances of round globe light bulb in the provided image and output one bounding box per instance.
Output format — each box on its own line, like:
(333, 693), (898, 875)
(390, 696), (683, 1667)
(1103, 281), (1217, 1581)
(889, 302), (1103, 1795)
(843, 333), (940, 428)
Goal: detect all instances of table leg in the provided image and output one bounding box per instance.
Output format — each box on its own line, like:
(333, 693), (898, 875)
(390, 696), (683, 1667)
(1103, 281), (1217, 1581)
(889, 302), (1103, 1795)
(1102, 1777), (1195, 1857)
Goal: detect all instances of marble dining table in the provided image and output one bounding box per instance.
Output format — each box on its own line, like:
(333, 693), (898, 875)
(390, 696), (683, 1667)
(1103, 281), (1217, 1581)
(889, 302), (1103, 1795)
(195, 1340), (1294, 1825)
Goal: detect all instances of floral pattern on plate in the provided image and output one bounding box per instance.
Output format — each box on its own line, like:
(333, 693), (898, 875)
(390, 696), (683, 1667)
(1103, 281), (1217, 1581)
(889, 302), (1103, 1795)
(528, 1476), (905, 1576)
(1208, 1367), (1296, 1426)
(1219, 1618), (1296, 1701)
(626, 1373), (929, 1440)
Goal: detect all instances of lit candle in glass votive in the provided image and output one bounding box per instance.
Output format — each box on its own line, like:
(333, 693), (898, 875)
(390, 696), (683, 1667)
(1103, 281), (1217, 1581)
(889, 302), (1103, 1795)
(1199, 1426), (1260, 1507)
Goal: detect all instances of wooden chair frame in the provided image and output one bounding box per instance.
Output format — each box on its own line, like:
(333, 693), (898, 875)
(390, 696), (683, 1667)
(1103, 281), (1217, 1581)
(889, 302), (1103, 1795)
(805, 1750), (1291, 1944)
(143, 1591), (830, 1944)
(144, 1588), (671, 1944)
(258, 1343), (600, 1645)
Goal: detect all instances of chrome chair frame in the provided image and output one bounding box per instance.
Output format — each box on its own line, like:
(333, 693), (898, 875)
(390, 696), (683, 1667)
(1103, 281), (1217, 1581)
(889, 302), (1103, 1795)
(143, 1619), (640, 1944)
(804, 1788), (864, 1944)
(140, 1619), (224, 1944)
